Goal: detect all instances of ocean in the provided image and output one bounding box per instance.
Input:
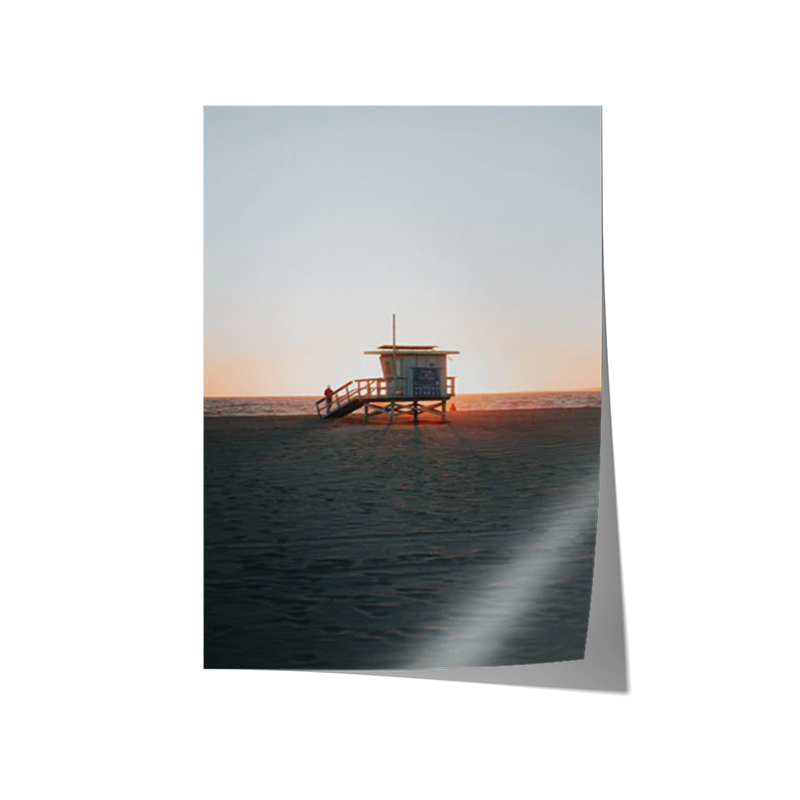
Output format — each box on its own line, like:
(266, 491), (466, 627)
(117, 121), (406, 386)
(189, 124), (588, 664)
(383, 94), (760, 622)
(204, 390), (601, 417)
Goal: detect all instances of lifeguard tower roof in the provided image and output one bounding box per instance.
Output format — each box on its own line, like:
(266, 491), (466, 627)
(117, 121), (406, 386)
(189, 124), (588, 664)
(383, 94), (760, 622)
(364, 345), (460, 355)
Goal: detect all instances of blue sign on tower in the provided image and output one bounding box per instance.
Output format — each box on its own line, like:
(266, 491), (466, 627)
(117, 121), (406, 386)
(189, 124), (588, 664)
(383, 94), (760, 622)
(412, 368), (441, 397)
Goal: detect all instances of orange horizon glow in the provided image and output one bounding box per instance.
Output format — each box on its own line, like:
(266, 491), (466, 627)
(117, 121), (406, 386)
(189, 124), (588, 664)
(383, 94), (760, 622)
(203, 389), (603, 398)
(203, 353), (602, 398)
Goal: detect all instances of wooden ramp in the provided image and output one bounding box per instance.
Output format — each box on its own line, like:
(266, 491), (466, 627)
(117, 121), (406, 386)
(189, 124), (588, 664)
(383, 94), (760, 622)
(322, 397), (365, 418)
(316, 379), (382, 420)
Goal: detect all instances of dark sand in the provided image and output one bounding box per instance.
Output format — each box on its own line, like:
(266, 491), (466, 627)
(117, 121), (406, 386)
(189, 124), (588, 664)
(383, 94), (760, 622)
(205, 408), (601, 670)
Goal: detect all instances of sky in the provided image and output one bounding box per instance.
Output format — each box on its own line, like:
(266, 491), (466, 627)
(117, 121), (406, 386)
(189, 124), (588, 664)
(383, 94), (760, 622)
(204, 106), (602, 396)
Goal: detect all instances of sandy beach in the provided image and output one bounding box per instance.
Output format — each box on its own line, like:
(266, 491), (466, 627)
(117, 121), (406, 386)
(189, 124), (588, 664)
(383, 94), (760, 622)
(205, 408), (600, 670)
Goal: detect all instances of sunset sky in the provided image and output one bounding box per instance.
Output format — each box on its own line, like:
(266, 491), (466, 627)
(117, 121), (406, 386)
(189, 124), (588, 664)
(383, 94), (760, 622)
(204, 106), (601, 396)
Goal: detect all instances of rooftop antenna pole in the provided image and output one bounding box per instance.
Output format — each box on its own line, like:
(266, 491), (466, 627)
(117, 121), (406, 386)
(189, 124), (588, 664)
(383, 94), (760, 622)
(392, 313), (397, 394)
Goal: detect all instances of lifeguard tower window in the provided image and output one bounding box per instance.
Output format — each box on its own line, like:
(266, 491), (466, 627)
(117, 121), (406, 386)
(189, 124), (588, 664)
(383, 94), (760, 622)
(413, 367), (441, 397)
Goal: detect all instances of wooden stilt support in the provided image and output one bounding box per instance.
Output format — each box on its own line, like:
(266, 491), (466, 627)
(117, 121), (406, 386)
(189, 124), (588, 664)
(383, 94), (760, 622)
(359, 396), (454, 423)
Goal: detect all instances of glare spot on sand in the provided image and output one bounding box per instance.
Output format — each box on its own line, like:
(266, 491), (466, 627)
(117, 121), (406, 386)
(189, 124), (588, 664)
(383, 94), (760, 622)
(409, 480), (599, 668)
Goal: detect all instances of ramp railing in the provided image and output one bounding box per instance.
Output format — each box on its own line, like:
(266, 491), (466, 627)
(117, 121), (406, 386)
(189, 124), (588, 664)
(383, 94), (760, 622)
(316, 375), (456, 417)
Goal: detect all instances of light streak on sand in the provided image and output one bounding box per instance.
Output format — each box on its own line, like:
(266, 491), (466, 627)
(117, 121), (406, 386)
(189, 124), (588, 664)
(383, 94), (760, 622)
(409, 480), (599, 669)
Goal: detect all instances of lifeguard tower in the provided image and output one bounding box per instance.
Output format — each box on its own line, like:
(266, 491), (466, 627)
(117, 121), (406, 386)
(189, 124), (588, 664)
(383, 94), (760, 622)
(316, 316), (459, 423)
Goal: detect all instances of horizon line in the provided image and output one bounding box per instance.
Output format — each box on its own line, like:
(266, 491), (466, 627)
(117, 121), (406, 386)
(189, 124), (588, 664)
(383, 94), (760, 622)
(204, 387), (602, 399)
